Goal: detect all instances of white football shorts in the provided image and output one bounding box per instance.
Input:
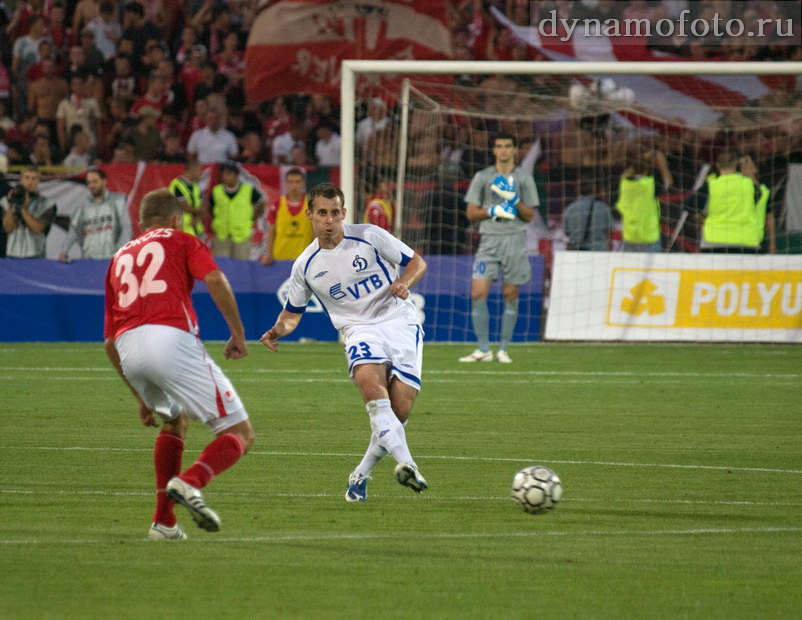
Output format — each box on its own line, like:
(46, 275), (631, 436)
(115, 324), (248, 433)
(341, 319), (424, 391)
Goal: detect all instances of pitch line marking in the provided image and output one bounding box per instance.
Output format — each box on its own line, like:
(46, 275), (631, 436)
(1, 526), (799, 546)
(1, 488), (799, 507)
(2, 366), (801, 380)
(1, 445), (801, 474)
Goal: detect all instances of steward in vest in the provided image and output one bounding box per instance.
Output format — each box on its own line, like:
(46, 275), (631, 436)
(615, 149), (673, 253)
(700, 152), (774, 254)
(211, 161), (266, 260)
(169, 161), (205, 236)
(260, 168), (311, 266)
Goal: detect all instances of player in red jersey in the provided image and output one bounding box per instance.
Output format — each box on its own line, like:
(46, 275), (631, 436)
(104, 189), (255, 540)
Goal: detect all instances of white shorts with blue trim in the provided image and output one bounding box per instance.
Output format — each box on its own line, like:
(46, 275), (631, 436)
(342, 319), (424, 391)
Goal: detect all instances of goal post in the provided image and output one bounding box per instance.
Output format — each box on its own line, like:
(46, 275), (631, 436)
(340, 60), (802, 343)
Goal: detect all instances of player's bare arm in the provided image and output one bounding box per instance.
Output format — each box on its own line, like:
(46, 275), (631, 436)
(391, 252), (427, 300)
(104, 337), (157, 427)
(260, 310), (303, 352)
(515, 202), (535, 223)
(204, 270), (248, 360)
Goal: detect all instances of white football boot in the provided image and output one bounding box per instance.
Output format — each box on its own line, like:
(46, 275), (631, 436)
(458, 349), (493, 363)
(166, 477), (221, 532)
(148, 522), (188, 541)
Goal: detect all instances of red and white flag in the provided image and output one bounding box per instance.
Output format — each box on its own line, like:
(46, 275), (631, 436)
(490, 7), (777, 129)
(246, 0), (452, 102)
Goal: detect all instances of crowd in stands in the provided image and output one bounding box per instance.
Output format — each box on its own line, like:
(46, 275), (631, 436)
(0, 0), (797, 174)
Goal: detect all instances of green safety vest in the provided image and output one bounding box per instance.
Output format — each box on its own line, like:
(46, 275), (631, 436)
(211, 183), (255, 244)
(704, 173), (770, 247)
(615, 175), (660, 244)
(169, 177), (204, 236)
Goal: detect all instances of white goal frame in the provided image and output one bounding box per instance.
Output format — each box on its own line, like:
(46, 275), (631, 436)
(340, 60), (802, 228)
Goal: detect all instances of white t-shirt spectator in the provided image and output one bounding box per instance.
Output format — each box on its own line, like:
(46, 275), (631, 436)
(315, 132), (341, 167)
(271, 130), (305, 166)
(187, 126), (239, 164)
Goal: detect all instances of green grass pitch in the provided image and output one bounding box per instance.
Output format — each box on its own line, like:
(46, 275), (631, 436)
(1, 342), (800, 619)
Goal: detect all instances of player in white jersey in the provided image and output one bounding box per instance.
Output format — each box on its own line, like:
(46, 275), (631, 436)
(260, 183), (428, 501)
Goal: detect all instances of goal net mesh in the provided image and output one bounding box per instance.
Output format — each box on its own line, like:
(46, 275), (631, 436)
(351, 71), (802, 342)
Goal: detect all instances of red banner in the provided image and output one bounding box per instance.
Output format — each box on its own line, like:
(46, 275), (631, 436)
(245, 0), (451, 102)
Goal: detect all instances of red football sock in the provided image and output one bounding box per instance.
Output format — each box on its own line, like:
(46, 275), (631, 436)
(179, 433), (244, 489)
(153, 431), (184, 527)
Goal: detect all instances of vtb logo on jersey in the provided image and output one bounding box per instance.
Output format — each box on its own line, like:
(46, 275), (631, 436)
(329, 274), (385, 301)
(352, 254), (368, 272)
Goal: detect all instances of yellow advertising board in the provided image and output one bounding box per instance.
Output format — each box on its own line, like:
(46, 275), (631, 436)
(547, 252), (802, 342)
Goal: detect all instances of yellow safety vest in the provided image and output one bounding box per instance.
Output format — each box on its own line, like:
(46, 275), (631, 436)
(615, 175), (660, 244)
(211, 183), (255, 244)
(273, 195), (313, 259)
(169, 177), (204, 236)
(704, 173), (769, 247)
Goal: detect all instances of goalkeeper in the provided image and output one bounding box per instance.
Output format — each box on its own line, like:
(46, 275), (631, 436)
(460, 133), (538, 364)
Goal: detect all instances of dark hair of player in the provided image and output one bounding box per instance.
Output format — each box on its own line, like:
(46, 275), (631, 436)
(307, 182), (345, 211)
(493, 132), (518, 147)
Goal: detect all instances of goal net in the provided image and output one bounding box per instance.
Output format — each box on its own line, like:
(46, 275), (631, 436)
(342, 61), (802, 343)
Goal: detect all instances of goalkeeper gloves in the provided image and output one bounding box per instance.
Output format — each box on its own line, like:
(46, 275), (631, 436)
(487, 203), (517, 221)
(491, 174), (518, 203)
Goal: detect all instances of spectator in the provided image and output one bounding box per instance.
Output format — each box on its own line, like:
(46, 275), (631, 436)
(62, 130), (94, 168)
(44, 2), (74, 63)
(155, 131), (185, 163)
(259, 167), (309, 266)
(314, 120), (341, 167)
(187, 107), (238, 163)
(77, 27), (105, 75)
(177, 44), (206, 105)
(155, 59), (185, 119)
(121, 1), (162, 67)
(0, 102), (16, 132)
(107, 54), (139, 101)
(271, 121), (306, 165)
(62, 45), (90, 83)
(562, 178), (613, 251)
(111, 137), (136, 162)
(100, 95), (134, 160)
(174, 25), (198, 66)
(214, 32), (244, 87)
(11, 13), (46, 115)
(130, 72), (166, 119)
(56, 70), (101, 153)
(355, 97), (389, 149)
(27, 133), (54, 166)
(168, 159), (205, 235)
(28, 58), (69, 134)
(1, 166), (56, 258)
(25, 39), (56, 82)
(210, 160), (265, 259)
(86, 0), (121, 61)
(615, 148), (672, 253)
(262, 96), (291, 148)
(237, 130), (266, 164)
(59, 168), (129, 260)
(289, 144), (308, 167)
(129, 105), (161, 161)
(73, 0), (101, 35)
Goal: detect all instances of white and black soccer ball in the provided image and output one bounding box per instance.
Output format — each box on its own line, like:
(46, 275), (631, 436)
(511, 466), (563, 514)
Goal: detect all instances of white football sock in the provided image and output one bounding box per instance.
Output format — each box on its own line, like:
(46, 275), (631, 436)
(354, 431), (388, 477)
(366, 399), (415, 466)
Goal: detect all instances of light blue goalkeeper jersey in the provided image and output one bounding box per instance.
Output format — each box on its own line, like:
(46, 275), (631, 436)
(464, 165), (539, 236)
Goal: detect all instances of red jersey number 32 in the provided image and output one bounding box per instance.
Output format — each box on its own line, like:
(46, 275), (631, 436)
(115, 241), (168, 308)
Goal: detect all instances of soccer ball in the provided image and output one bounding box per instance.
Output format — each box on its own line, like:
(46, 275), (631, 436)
(511, 466), (563, 514)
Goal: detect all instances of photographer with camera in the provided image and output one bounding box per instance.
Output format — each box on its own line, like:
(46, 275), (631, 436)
(1, 166), (56, 258)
